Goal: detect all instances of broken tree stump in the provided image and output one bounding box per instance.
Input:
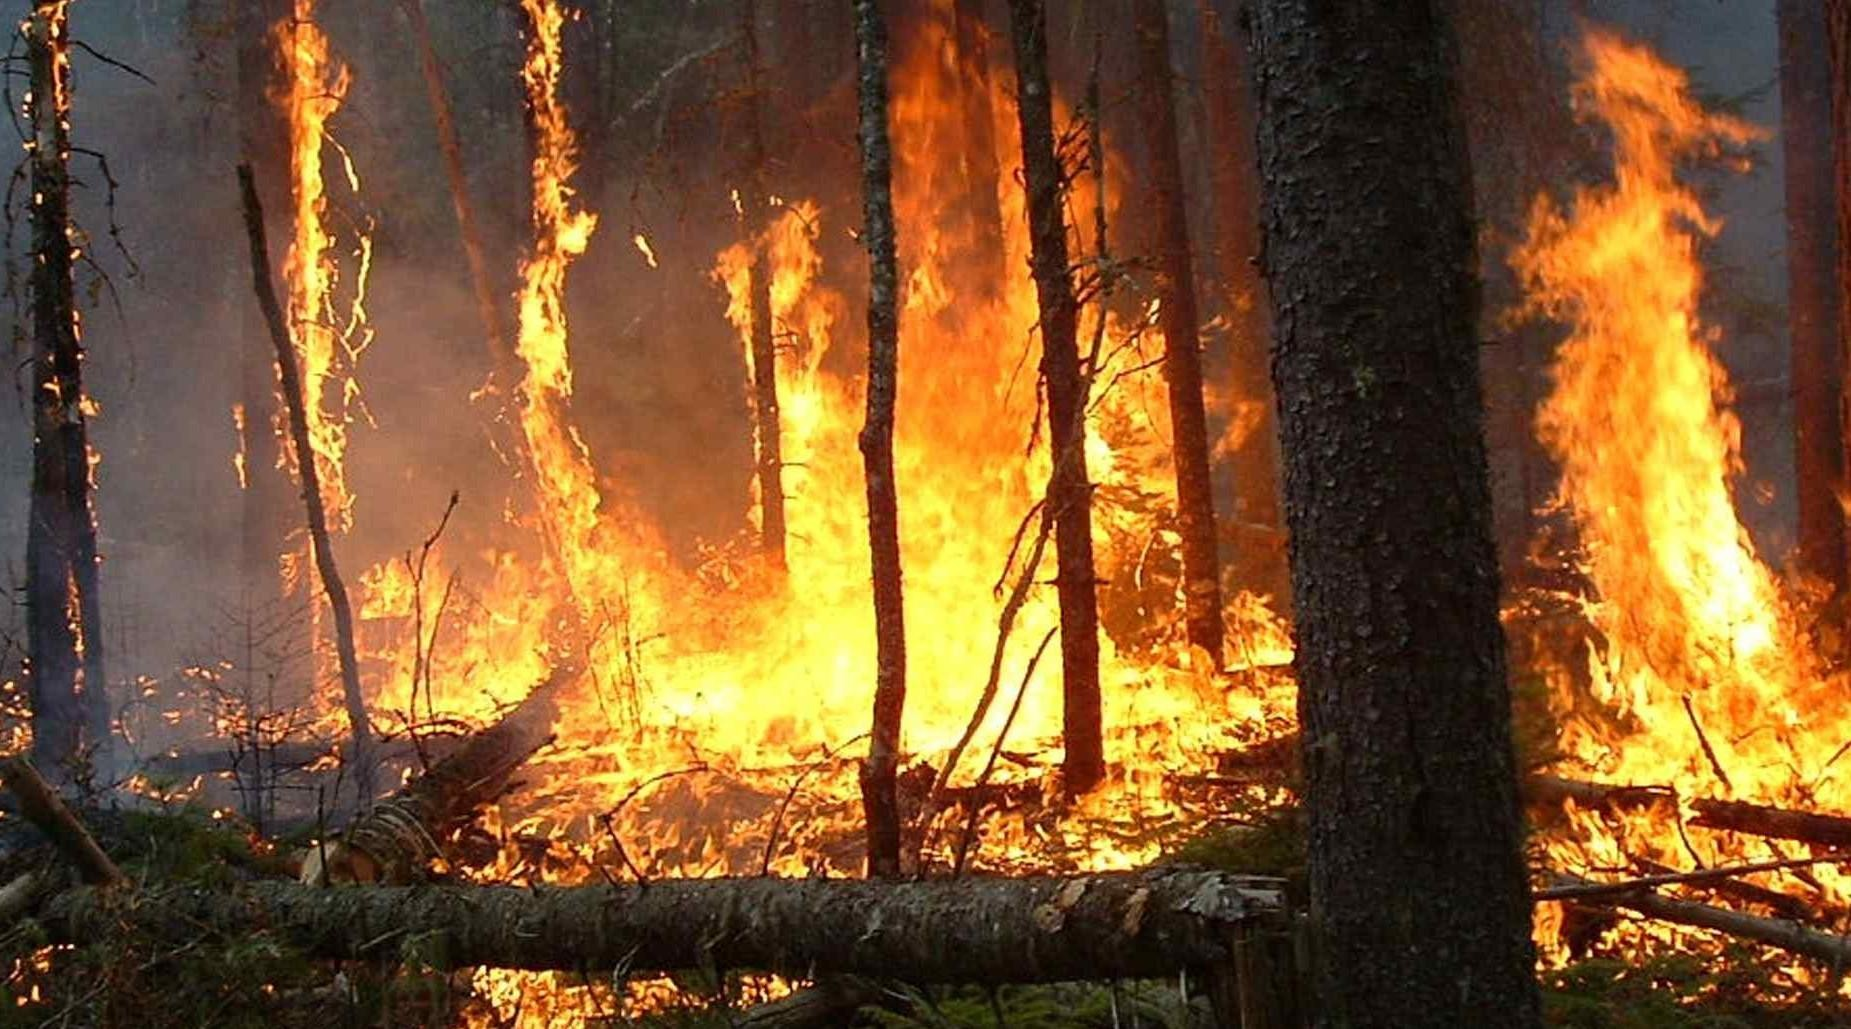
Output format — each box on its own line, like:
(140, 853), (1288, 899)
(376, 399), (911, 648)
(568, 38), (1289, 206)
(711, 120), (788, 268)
(303, 662), (576, 884)
(47, 869), (1286, 987)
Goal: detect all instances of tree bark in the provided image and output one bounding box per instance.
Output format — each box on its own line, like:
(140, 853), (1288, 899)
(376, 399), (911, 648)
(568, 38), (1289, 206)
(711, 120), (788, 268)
(238, 165), (377, 805)
(1005, 0), (1104, 796)
(1829, 2), (1851, 593)
(1249, 2), (1541, 1025)
(43, 869), (1285, 983)
(0, 756), (124, 888)
(741, 1), (788, 571)
(854, 0), (908, 880)
(24, 2), (110, 780)
(1782, 0), (1846, 597)
(1198, 0), (1286, 604)
(400, 0), (512, 376)
(301, 664), (572, 884)
(1135, 0), (1224, 662)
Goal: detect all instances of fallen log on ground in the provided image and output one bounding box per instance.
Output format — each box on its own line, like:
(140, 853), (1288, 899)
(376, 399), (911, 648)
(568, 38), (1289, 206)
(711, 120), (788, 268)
(0, 756), (123, 887)
(1554, 873), (1851, 968)
(303, 662), (576, 884)
(1529, 775), (1851, 851)
(45, 869), (1286, 984)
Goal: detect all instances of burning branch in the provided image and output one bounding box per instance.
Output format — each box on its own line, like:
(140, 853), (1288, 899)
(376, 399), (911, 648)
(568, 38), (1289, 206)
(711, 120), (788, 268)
(237, 162), (376, 806)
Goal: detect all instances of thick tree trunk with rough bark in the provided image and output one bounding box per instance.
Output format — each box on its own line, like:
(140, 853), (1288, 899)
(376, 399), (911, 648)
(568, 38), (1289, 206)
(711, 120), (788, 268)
(1198, 0), (1287, 605)
(238, 166), (377, 805)
(740, 1), (788, 571)
(1135, 0), (1224, 662)
(1783, 0), (1846, 596)
(1006, 0), (1104, 795)
(854, 0), (908, 880)
(44, 869), (1284, 982)
(25, 2), (110, 780)
(1249, 2), (1541, 1025)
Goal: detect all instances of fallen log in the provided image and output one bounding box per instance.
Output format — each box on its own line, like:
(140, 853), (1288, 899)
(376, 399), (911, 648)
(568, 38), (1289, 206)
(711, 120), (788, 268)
(1555, 874), (1851, 969)
(0, 756), (124, 887)
(45, 869), (1285, 984)
(1689, 799), (1851, 850)
(303, 662), (575, 884)
(734, 976), (890, 1029)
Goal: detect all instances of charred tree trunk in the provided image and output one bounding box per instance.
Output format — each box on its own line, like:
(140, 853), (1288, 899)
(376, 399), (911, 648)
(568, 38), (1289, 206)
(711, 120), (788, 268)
(1829, 2), (1851, 589)
(401, 0), (512, 375)
(1249, 2), (1541, 1025)
(1006, 0), (1104, 795)
(24, 2), (109, 780)
(740, 1), (789, 571)
(1199, 0), (1287, 604)
(44, 869), (1286, 984)
(1783, 0), (1846, 597)
(952, 0), (1007, 295)
(235, 0), (295, 609)
(238, 166), (377, 806)
(1134, 0), (1224, 662)
(855, 0), (908, 880)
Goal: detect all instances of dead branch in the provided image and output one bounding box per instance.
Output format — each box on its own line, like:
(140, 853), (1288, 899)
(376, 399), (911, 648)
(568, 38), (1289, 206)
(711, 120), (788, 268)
(1554, 872), (1851, 969)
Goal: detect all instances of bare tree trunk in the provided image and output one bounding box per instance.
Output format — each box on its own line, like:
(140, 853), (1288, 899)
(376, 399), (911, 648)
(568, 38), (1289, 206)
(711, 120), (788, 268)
(1135, 0), (1224, 662)
(854, 0), (907, 880)
(1828, 2), (1851, 594)
(235, 0), (295, 609)
(1006, 0), (1104, 796)
(1250, 1), (1541, 1024)
(401, 0), (512, 375)
(1783, 0), (1846, 597)
(952, 0), (1007, 295)
(739, 1), (789, 571)
(1199, 0), (1287, 603)
(25, 2), (109, 780)
(44, 869), (1287, 985)
(238, 166), (376, 806)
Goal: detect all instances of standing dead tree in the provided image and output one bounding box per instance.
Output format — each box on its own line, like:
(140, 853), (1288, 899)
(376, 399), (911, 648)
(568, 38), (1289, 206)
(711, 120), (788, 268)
(238, 165), (376, 806)
(400, 0), (511, 376)
(739, 0), (788, 572)
(854, 0), (906, 880)
(1134, 0), (1224, 662)
(23, 0), (110, 781)
(1781, 0), (1845, 598)
(1005, 0), (1104, 795)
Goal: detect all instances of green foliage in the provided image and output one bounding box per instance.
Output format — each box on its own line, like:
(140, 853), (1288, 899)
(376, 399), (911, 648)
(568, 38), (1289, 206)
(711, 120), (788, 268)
(1541, 949), (1850, 1029)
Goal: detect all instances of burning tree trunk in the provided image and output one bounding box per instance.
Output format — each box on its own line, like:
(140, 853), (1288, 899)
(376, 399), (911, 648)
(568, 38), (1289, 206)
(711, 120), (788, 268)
(1199, 0), (1286, 603)
(952, 0), (1007, 295)
(740, 1), (788, 571)
(854, 0), (908, 880)
(400, 0), (511, 373)
(1249, 1), (1541, 1024)
(235, 0), (295, 605)
(24, 1), (110, 780)
(1829, 3), (1851, 589)
(1006, 0), (1104, 795)
(238, 166), (377, 805)
(43, 869), (1286, 985)
(1782, 0), (1846, 598)
(1134, 0), (1224, 662)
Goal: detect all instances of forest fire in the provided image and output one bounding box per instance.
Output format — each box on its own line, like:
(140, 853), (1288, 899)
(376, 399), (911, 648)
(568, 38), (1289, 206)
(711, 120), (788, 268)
(2, 0), (1849, 1026)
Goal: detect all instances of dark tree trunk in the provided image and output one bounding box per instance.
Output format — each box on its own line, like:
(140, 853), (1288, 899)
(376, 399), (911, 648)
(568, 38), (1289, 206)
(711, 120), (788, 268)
(854, 0), (907, 880)
(1005, 0), (1104, 795)
(1829, 2), (1851, 589)
(741, 0), (788, 571)
(402, 0), (513, 376)
(1199, 0), (1287, 604)
(238, 166), (377, 806)
(1783, 0), (1846, 596)
(952, 0), (1007, 295)
(1248, 2), (1541, 1025)
(235, 0), (295, 609)
(44, 869), (1286, 985)
(25, 2), (109, 779)
(1134, 0), (1224, 661)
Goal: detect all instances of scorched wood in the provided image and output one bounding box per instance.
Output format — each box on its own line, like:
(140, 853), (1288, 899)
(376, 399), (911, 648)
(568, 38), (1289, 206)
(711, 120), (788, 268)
(46, 869), (1285, 983)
